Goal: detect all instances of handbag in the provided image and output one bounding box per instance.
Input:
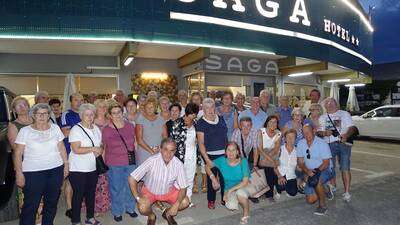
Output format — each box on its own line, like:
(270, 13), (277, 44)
(112, 122), (136, 165)
(77, 124), (109, 174)
(246, 169), (270, 198)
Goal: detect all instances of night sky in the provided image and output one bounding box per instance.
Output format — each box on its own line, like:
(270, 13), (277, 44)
(359, 0), (400, 64)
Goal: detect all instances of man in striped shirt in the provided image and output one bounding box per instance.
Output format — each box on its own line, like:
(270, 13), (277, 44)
(129, 138), (189, 225)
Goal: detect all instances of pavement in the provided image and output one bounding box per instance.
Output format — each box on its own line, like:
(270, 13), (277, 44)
(2, 140), (400, 225)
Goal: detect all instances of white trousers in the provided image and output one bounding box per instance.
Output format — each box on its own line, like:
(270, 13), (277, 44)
(184, 157), (197, 200)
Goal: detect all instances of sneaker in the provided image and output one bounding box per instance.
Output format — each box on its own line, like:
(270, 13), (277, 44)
(274, 192), (281, 200)
(314, 207), (328, 216)
(208, 201), (215, 209)
(325, 184), (334, 201)
(65, 209), (72, 219)
(249, 197), (259, 203)
(342, 192), (351, 202)
(126, 211), (138, 218)
(113, 215), (123, 222)
(329, 184), (337, 193)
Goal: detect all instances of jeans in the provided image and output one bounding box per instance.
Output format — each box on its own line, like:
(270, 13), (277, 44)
(304, 168), (334, 196)
(107, 165), (137, 216)
(69, 171), (98, 223)
(261, 167), (277, 198)
(20, 166), (64, 225)
(329, 142), (352, 171)
(207, 154), (225, 202)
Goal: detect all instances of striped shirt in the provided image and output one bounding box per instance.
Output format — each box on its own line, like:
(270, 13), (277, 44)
(130, 153), (188, 195)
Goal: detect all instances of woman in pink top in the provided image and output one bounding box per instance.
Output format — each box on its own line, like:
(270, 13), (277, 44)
(102, 102), (138, 222)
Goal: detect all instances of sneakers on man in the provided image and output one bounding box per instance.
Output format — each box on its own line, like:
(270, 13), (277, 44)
(342, 192), (351, 202)
(314, 207), (328, 216)
(325, 184), (334, 200)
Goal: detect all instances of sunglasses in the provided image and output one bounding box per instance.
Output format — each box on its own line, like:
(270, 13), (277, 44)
(306, 149), (311, 159)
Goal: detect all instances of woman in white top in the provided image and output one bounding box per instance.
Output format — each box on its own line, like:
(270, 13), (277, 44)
(68, 104), (103, 225)
(14, 103), (68, 225)
(274, 129), (298, 196)
(254, 115), (281, 201)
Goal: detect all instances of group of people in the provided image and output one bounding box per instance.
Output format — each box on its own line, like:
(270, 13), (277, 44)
(7, 87), (357, 225)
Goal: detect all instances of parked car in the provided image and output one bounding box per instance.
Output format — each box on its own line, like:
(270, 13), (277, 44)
(352, 105), (400, 140)
(0, 86), (19, 222)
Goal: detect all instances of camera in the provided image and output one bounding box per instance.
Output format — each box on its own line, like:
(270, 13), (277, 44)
(331, 129), (340, 137)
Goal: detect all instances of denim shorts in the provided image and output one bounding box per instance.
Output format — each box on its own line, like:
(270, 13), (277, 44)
(304, 168), (334, 196)
(329, 142), (352, 171)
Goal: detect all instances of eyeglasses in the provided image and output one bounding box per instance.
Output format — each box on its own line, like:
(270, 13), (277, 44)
(34, 112), (49, 117)
(306, 149), (311, 159)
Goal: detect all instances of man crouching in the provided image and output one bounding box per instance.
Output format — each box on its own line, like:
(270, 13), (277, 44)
(129, 138), (190, 225)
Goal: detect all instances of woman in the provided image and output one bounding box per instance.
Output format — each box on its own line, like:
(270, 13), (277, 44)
(124, 98), (138, 125)
(274, 129), (298, 197)
(196, 98), (228, 209)
(235, 93), (248, 114)
(159, 96), (171, 121)
(14, 103), (68, 225)
(163, 103), (185, 161)
(207, 142), (251, 224)
(136, 94), (147, 116)
(190, 91), (204, 120)
(102, 102), (138, 222)
(255, 115), (281, 202)
(281, 108), (305, 146)
(93, 99), (111, 216)
(135, 98), (165, 165)
(69, 104), (102, 225)
(307, 103), (324, 131)
(216, 92), (238, 140)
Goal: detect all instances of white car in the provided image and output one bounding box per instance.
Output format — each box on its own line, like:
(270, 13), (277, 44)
(352, 105), (400, 140)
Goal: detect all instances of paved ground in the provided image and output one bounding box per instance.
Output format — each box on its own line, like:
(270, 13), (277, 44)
(2, 140), (400, 225)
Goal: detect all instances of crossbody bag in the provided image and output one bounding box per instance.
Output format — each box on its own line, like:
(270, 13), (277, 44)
(112, 122), (136, 165)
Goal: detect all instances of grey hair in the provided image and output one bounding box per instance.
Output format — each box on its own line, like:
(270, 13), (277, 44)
(202, 98), (215, 109)
(34, 91), (49, 102)
(160, 137), (177, 149)
(291, 107), (304, 117)
(239, 116), (253, 124)
(259, 89), (270, 97)
(78, 103), (96, 119)
(31, 103), (51, 116)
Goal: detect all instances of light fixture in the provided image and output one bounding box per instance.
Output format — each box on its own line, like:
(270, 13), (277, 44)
(327, 79), (351, 83)
(123, 56), (134, 66)
(141, 72), (168, 80)
(345, 83), (366, 87)
(288, 72), (313, 77)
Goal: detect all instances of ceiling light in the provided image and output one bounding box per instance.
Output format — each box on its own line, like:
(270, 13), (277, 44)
(288, 72), (313, 77)
(327, 79), (351, 83)
(141, 72), (168, 80)
(345, 83), (366, 87)
(123, 56), (134, 66)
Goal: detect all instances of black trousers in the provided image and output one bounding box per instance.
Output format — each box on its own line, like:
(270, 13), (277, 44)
(262, 167), (278, 198)
(207, 154), (225, 202)
(276, 178), (298, 196)
(69, 171), (98, 223)
(20, 166), (64, 225)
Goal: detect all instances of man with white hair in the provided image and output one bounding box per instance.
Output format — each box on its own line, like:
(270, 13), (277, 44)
(317, 97), (358, 202)
(238, 97), (267, 130)
(259, 90), (278, 116)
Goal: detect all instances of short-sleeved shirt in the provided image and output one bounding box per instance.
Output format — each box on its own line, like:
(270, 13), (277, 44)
(130, 153), (188, 195)
(214, 157), (250, 192)
(216, 106), (236, 141)
(297, 137), (332, 170)
(261, 104), (278, 117)
(15, 124), (65, 172)
(102, 121), (135, 167)
(61, 109), (81, 154)
(68, 123), (102, 172)
(278, 145), (297, 180)
(277, 107), (293, 129)
(318, 110), (354, 143)
(195, 116), (228, 154)
(238, 109), (267, 130)
(230, 128), (259, 158)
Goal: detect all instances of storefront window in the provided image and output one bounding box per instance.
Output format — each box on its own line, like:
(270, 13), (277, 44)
(187, 72), (205, 96)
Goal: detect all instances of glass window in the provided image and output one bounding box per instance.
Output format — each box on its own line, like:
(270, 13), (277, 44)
(375, 108), (395, 117)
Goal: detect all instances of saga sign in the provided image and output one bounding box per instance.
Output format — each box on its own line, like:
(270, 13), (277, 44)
(205, 54), (279, 75)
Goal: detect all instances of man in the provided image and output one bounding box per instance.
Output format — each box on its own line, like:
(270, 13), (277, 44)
(49, 98), (63, 127)
(87, 92), (97, 104)
(317, 97), (357, 202)
(277, 96), (293, 129)
(302, 89), (321, 116)
(129, 138), (189, 225)
(297, 124), (334, 215)
(34, 90), (50, 104)
(259, 90), (278, 116)
(177, 90), (188, 117)
(238, 97), (267, 130)
(114, 89), (126, 107)
(60, 92), (83, 218)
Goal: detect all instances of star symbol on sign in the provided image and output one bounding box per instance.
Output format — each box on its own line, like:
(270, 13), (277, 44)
(351, 36), (355, 44)
(356, 38), (359, 46)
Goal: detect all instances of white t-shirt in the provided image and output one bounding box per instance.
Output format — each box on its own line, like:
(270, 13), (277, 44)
(15, 123), (65, 172)
(318, 110), (354, 143)
(68, 123), (102, 172)
(184, 126), (197, 162)
(278, 145), (297, 180)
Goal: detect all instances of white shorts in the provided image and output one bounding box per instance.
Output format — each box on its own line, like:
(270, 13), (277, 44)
(225, 186), (252, 210)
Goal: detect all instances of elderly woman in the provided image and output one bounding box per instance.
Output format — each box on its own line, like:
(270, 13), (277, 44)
(235, 93), (248, 114)
(196, 98), (228, 209)
(124, 98), (138, 125)
(216, 92), (238, 140)
(69, 103), (103, 225)
(307, 103), (324, 131)
(136, 94), (147, 115)
(255, 115), (281, 201)
(159, 96), (171, 121)
(102, 102), (138, 222)
(93, 99), (111, 216)
(281, 108), (305, 146)
(206, 142), (251, 224)
(14, 103), (68, 225)
(135, 98), (165, 165)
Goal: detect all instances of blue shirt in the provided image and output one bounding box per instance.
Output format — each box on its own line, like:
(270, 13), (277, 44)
(277, 107), (292, 129)
(214, 157), (250, 192)
(297, 137), (332, 169)
(195, 116), (228, 153)
(238, 109), (267, 130)
(61, 109), (81, 154)
(216, 106), (236, 141)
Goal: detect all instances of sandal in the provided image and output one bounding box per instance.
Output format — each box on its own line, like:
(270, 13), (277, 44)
(240, 216), (250, 224)
(85, 218), (101, 225)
